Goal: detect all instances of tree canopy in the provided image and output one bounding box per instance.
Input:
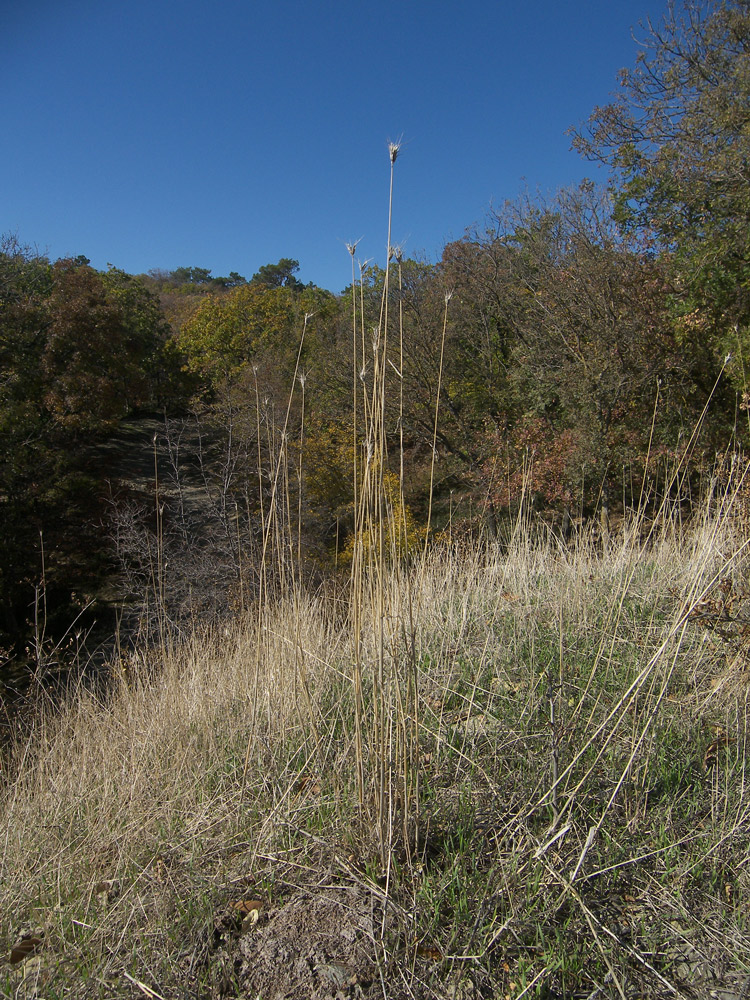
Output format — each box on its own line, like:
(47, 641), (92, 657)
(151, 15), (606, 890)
(250, 258), (305, 290)
(572, 0), (750, 363)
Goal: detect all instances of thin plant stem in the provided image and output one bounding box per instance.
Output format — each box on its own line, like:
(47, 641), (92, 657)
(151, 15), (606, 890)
(422, 289), (451, 560)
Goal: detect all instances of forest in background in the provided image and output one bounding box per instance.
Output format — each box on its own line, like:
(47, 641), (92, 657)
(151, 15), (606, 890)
(1, 0), (749, 673)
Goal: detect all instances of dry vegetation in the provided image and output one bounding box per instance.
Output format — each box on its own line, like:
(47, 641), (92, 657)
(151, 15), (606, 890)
(1, 487), (749, 998)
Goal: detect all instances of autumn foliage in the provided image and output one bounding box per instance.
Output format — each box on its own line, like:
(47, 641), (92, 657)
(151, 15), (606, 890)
(2, 3), (750, 657)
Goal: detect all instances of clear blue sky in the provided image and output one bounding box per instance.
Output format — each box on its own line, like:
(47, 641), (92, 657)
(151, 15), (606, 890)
(2, 1), (665, 294)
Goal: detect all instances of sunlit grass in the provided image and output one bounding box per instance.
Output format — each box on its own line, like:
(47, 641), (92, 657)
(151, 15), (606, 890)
(1, 498), (749, 998)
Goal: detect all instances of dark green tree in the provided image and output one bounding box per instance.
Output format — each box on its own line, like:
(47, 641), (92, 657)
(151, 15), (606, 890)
(213, 271), (247, 289)
(170, 266), (214, 286)
(250, 258), (305, 291)
(572, 0), (750, 367)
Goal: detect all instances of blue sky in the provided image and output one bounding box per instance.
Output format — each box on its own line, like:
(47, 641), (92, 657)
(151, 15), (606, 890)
(3, 1), (666, 293)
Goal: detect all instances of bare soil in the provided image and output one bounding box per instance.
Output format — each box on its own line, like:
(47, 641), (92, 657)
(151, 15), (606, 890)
(229, 887), (384, 999)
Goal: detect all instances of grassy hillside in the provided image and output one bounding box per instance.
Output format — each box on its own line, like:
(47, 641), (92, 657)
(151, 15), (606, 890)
(1, 491), (749, 999)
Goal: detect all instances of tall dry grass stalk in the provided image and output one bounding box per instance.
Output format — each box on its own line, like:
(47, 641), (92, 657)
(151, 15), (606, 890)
(241, 310), (315, 795)
(347, 138), (437, 865)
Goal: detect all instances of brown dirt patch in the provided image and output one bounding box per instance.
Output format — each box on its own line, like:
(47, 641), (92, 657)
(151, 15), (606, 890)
(234, 887), (384, 999)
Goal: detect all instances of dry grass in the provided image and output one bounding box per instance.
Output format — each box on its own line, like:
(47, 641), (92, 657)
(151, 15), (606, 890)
(1, 495), (749, 998)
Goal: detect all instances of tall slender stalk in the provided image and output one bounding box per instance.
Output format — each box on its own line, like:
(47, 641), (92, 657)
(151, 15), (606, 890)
(347, 240), (361, 530)
(348, 242), (366, 808)
(151, 432), (167, 647)
(348, 140), (402, 863)
(422, 289), (451, 559)
(297, 372), (306, 572)
(373, 141), (400, 864)
(388, 247), (421, 855)
(241, 312), (313, 795)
